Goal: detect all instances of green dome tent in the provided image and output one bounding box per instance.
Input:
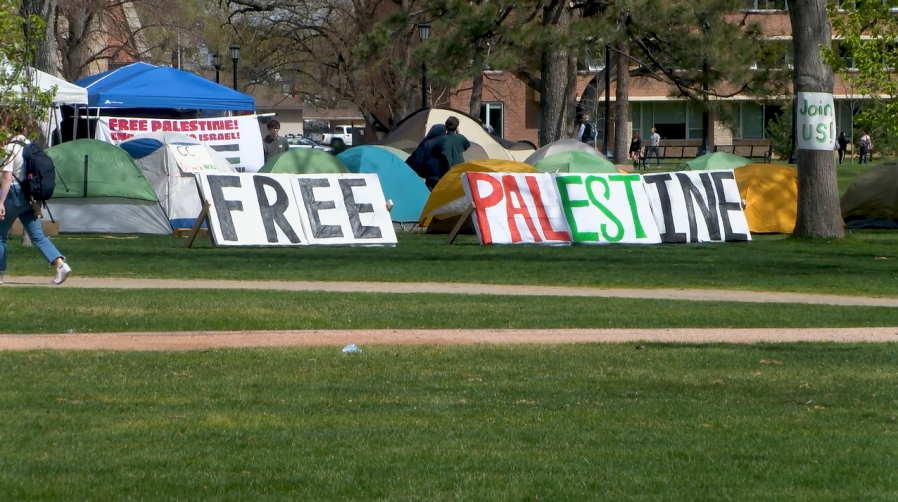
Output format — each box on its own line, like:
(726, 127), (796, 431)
(678, 151), (750, 171)
(45, 139), (171, 234)
(841, 162), (898, 229)
(533, 151), (618, 174)
(259, 148), (350, 174)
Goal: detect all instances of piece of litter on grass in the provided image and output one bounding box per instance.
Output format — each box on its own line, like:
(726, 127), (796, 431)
(875, 256), (893, 260)
(342, 344), (362, 354)
(760, 359), (782, 365)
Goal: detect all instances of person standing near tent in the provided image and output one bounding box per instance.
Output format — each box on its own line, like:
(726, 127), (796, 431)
(629, 131), (642, 161)
(406, 124), (446, 190)
(837, 132), (850, 165)
(578, 114), (596, 145)
(0, 135), (71, 285)
(433, 116), (470, 183)
(262, 119), (289, 162)
(859, 130), (872, 164)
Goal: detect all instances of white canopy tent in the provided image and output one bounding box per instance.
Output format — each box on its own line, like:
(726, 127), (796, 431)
(2, 63), (88, 144)
(2, 63), (88, 105)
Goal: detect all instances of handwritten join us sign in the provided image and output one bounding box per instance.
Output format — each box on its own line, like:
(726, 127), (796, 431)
(796, 92), (836, 151)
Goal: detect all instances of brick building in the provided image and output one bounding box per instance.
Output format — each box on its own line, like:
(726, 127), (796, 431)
(446, 2), (861, 152)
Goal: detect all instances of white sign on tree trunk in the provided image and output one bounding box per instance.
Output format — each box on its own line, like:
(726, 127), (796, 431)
(796, 92), (836, 151)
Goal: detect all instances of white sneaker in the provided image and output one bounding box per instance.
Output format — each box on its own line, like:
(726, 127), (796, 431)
(51, 262), (71, 285)
(0, 273), (4, 285)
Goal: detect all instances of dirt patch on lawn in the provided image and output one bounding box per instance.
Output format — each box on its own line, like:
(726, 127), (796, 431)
(0, 328), (896, 351)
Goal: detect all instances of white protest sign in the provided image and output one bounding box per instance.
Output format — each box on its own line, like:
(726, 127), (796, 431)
(796, 92), (836, 151)
(96, 115), (265, 172)
(554, 173), (661, 245)
(642, 170), (751, 243)
(462, 172), (571, 245)
(167, 144), (218, 173)
(292, 174), (397, 246)
(196, 173), (307, 246)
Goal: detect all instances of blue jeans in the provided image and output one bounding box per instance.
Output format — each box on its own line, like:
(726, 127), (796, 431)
(0, 185), (63, 272)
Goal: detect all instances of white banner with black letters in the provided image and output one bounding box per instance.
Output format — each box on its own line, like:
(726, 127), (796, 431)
(642, 170), (750, 243)
(195, 173), (397, 246)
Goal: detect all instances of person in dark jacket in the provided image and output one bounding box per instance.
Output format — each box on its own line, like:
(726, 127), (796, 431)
(433, 116), (470, 181)
(406, 124), (446, 190)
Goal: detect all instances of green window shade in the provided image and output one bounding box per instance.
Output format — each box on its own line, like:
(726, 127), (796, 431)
(688, 105), (704, 139)
(742, 103), (765, 139)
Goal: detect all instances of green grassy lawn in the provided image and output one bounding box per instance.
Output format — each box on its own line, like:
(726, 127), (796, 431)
(0, 345), (895, 501)
(2, 288), (898, 333)
(6, 230), (898, 297)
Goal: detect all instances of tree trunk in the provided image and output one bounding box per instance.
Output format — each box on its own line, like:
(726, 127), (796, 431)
(539, 1), (573, 146)
(789, 0), (844, 238)
(21, 0), (58, 74)
(613, 43), (630, 164)
(469, 68), (484, 118)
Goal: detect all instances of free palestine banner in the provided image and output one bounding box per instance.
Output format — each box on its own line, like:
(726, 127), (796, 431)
(195, 172), (397, 247)
(95, 115), (265, 172)
(462, 170), (749, 245)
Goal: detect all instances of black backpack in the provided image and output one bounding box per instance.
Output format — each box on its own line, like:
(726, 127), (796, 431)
(12, 141), (56, 201)
(582, 121), (595, 141)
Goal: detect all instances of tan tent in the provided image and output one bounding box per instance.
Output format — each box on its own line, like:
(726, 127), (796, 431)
(378, 108), (535, 162)
(841, 162), (898, 229)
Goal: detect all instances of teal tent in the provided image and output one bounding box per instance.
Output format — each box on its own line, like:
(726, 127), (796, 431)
(337, 145), (430, 223)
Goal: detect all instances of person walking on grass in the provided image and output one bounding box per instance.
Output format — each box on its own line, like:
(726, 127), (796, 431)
(0, 134), (71, 285)
(837, 132), (850, 165)
(647, 127), (662, 167)
(859, 130), (872, 165)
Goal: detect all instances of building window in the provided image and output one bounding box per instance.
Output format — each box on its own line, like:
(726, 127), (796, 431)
(744, 0), (788, 10)
(480, 102), (503, 138)
(733, 102), (768, 139)
(633, 102), (706, 140)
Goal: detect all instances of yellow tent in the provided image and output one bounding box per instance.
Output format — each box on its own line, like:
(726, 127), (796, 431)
(733, 164), (798, 234)
(419, 159), (537, 231)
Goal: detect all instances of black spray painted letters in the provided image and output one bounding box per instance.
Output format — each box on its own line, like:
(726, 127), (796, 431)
(253, 176), (301, 243)
(207, 175), (244, 241)
(676, 173), (720, 241)
(711, 171), (749, 242)
(298, 178), (344, 239)
(339, 178), (382, 239)
(643, 174), (687, 243)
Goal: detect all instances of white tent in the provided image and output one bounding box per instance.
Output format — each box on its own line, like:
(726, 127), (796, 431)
(2, 63), (88, 105)
(120, 132), (238, 228)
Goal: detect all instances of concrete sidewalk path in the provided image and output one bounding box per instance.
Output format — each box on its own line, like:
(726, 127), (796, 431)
(5, 275), (898, 307)
(1, 328), (896, 351)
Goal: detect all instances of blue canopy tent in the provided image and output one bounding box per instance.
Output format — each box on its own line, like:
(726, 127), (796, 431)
(337, 145), (430, 223)
(75, 62), (255, 111)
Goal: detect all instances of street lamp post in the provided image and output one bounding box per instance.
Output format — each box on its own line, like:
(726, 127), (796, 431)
(418, 22), (430, 108)
(229, 44), (240, 90)
(699, 59), (710, 156)
(212, 54), (222, 84)
(602, 43), (612, 158)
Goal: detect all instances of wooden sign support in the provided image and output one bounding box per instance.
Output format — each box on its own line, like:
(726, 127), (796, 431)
(184, 201), (212, 249)
(446, 204), (475, 245)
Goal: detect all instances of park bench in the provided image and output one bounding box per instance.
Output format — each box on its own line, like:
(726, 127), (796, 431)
(637, 144), (701, 170)
(713, 144), (773, 163)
